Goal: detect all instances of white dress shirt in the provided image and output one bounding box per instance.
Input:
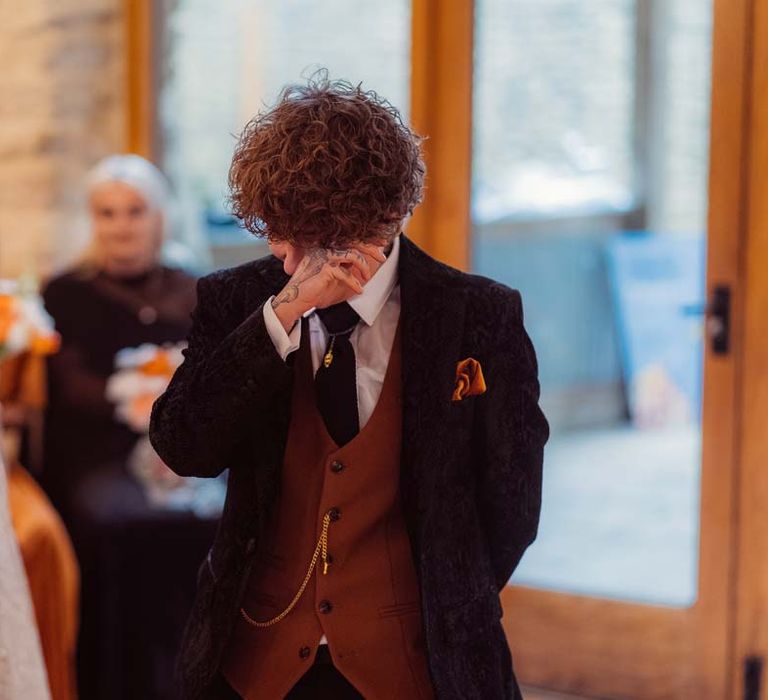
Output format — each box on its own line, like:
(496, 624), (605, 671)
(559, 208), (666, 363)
(262, 233), (401, 429)
(261, 234), (402, 644)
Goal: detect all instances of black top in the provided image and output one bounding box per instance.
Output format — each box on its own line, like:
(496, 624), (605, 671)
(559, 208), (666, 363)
(40, 262), (198, 514)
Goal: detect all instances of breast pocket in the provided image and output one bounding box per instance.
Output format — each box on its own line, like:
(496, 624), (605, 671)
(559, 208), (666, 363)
(444, 394), (477, 452)
(450, 393), (477, 416)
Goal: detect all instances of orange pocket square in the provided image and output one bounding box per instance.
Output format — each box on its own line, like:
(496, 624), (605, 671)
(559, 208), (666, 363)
(452, 357), (487, 401)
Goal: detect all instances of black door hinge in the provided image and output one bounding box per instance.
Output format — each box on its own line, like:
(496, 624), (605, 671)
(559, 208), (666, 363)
(744, 655), (763, 700)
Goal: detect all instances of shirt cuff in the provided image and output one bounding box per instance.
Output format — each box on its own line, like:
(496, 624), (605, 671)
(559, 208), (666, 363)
(262, 295), (302, 361)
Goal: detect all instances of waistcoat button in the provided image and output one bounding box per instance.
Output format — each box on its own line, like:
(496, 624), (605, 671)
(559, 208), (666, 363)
(318, 599), (333, 614)
(299, 645), (311, 659)
(328, 507), (341, 522)
(330, 460), (345, 473)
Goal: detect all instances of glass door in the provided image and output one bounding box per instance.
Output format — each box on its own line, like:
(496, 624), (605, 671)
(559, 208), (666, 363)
(470, 0), (747, 696)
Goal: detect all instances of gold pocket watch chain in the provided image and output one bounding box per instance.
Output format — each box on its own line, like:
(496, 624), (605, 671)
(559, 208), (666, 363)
(240, 511), (332, 628)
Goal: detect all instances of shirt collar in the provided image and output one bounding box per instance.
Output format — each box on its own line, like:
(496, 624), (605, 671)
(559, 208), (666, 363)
(303, 234), (401, 327)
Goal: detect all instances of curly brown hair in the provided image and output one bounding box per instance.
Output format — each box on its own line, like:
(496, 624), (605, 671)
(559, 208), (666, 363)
(228, 73), (425, 248)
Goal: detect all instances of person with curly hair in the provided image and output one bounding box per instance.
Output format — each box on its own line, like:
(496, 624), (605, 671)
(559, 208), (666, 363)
(149, 73), (549, 700)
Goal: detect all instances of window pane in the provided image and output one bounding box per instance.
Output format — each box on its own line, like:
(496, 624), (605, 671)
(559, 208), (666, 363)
(160, 0), (411, 255)
(472, 1), (636, 222)
(472, 0), (714, 606)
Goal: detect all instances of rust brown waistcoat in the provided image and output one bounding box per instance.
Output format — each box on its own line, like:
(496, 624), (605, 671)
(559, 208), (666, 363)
(221, 316), (435, 700)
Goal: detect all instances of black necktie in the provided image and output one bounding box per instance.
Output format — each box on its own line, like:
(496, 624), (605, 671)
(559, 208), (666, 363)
(314, 302), (361, 446)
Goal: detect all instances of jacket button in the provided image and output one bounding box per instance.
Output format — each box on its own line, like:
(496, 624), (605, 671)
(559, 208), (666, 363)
(299, 645), (311, 659)
(245, 538), (256, 554)
(318, 599), (333, 614)
(330, 460), (345, 474)
(328, 507), (341, 522)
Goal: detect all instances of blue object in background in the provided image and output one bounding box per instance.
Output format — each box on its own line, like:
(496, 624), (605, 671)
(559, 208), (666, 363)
(605, 231), (706, 426)
(473, 230), (621, 389)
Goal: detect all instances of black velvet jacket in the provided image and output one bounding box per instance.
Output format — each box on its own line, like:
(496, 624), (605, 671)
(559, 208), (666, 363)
(149, 234), (549, 699)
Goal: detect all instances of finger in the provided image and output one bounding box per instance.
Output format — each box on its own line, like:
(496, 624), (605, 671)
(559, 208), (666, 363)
(341, 258), (369, 285)
(346, 244), (386, 275)
(330, 265), (364, 295)
(356, 241), (387, 256)
(333, 250), (373, 283)
(327, 248), (369, 271)
(353, 241), (387, 262)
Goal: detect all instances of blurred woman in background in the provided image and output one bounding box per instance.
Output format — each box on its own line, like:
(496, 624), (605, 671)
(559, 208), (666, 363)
(39, 155), (216, 700)
(41, 155), (198, 517)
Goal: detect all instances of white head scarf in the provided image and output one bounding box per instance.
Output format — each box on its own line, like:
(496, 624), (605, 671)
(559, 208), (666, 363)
(78, 154), (211, 274)
(85, 154), (170, 213)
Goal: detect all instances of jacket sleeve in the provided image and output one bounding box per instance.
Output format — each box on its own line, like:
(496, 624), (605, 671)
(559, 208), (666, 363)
(148, 272), (293, 478)
(475, 284), (550, 592)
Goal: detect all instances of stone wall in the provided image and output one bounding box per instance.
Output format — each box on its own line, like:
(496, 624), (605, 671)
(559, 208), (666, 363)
(0, 0), (125, 280)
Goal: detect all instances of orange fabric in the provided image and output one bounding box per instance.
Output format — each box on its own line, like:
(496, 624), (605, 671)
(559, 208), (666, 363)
(0, 352), (48, 407)
(452, 357), (486, 401)
(222, 319), (435, 699)
(8, 463), (79, 700)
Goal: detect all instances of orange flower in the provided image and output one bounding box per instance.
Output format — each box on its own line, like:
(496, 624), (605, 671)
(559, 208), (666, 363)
(452, 357), (487, 401)
(0, 295), (18, 344)
(126, 394), (158, 424)
(28, 330), (61, 356)
(140, 350), (174, 377)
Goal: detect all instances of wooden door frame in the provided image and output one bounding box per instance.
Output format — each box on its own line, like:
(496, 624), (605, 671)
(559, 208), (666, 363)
(124, 0), (156, 159)
(408, 0), (474, 270)
(503, 0), (752, 696)
(731, 0), (768, 696)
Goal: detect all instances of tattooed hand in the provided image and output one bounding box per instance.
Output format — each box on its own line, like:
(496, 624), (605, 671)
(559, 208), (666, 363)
(269, 239), (389, 333)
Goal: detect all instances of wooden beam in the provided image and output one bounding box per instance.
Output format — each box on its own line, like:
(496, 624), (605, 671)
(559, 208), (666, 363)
(124, 0), (155, 158)
(409, 0), (474, 270)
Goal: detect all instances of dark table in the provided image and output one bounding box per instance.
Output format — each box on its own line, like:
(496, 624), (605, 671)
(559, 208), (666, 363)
(67, 463), (220, 700)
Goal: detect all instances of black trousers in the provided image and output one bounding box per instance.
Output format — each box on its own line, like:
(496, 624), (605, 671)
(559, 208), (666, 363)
(212, 644), (365, 699)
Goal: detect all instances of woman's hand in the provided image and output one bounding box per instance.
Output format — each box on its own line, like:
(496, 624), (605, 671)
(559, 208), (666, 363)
(271, 240), (388, 332)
